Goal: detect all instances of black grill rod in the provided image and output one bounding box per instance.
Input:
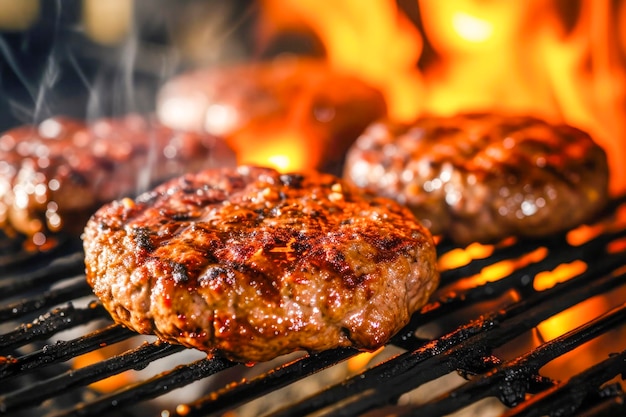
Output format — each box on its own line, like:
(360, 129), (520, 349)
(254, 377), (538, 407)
(500, 350), (626, 417)
(400, 302), (626, 416)
(186, 247), (626, 417)
(0, 251), (85, 300)
(0, 235), (81, 273)
(0, 323), (134, 380)
(169, 347), (358, 417)
(266, 257), (626, 417)
(315, 263), (626, 417)
(436, 194), (626, 287)
(49, 355), (238, 417)
(392, 232), (625, 350)
(0, 341), (184, 414)
(572, 392), (626, 417)
(0, 278), (92, 321)
(0, 301), (110, 353)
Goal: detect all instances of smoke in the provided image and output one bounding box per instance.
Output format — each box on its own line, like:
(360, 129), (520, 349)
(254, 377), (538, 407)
(0, 25), (59, 127)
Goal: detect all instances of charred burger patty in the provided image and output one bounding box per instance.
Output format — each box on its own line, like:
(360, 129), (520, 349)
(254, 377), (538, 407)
(343, 113), (609, 245)
(83, 166), (439, 362)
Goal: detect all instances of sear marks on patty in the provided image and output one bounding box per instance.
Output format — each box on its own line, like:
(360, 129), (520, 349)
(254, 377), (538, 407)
(83, 166), (439, 362)
(343, 113), (610, 245)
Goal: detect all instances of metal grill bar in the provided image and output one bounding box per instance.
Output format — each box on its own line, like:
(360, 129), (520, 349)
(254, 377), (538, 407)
(50, 356), (237, 417)
(421, 228), (626, 323)
(0, 302), (110, 352)
(0, 324), (134, 380)
(501, 349), (626, 417)
(0, 251), (85, 300)
(0, 279), (92, 321)
(404, 302), (626, 416)
(0, 341), (183, 413)
(178, 348), (358, 417)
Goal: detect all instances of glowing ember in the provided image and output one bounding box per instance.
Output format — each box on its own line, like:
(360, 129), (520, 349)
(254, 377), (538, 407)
(533, 260), (587, 292)
(437, 242), (494, 271)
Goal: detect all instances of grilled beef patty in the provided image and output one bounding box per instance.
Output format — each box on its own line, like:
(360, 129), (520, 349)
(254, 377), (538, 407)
(0, 114), (234, 247)
(83, 166), (439, 362)
(157, 56), (387, 174)
(343, 113), (610, 245)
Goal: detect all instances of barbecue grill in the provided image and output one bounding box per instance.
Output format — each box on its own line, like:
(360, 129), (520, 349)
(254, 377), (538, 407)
(1, 194), (624, 417)
(2, 1), (626, 416)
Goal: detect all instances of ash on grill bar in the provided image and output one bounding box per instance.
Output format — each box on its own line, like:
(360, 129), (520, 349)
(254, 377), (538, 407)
(1, 1), (626, 417)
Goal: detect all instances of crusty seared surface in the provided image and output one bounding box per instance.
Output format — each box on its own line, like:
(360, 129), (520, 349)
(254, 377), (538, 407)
(83, 166), (439, 362)
(343, 113), (610, 245)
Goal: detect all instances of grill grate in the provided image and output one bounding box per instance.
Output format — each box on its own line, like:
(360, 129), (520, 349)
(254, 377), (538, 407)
(1, 196), (625, 417)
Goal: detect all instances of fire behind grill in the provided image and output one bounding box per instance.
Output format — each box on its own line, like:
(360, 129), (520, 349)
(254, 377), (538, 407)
(1, 196), (625, 417)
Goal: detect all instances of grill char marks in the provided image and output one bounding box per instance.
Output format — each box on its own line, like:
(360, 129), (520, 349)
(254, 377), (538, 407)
(83, 166), (439, 362)
(343, 113), (610, 244)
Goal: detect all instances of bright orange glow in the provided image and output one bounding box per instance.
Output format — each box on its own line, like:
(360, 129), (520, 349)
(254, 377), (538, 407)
(451, 12), (494, 43)
(566, 224), (604, 247)
(455, 247), (548, 291)
(608, 238), (626, 254)
(266, 155), (294, 172)
(438, 243), (494, 271)
(230, 128), (319, 173)
(73, 350), (132, 392)
(347, 347), (383, 373)
(260, 0), (424, 122)
(536, 296), (608, 342)
(533, 260), (588, 292)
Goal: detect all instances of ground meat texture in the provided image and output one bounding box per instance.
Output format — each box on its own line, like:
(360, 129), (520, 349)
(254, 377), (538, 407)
(156, 56), (387, 175)
(0, 114), (235, 247)
(343, 113), (610, 245)
(83, 166), (439, 362)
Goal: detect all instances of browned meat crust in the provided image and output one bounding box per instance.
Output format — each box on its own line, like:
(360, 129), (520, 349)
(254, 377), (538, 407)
(157, 57), (387, 174)
(83, 166), (439, 362)
(343, 113), (610, 245)
(0, 114), (235, 247)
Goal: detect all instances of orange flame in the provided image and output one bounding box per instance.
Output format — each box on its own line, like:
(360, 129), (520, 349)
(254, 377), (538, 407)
(232, 126), (318, 172)
(259, 0), (424, 122)
(419, 0), (626, 195)
(259, 0), (626, 193)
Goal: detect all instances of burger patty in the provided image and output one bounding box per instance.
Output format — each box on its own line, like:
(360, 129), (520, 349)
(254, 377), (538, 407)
(343, 113), (610, 245)
(156, 56), (387, 174)
(0, 114), (235, 247)
(83, 166), (439, 362)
